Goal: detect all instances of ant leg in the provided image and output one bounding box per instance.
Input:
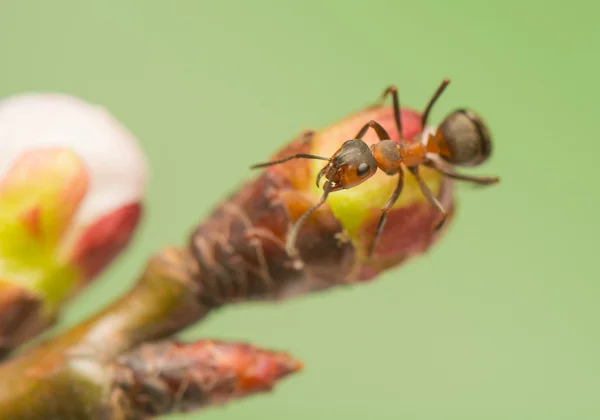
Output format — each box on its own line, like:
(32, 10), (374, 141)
(354, 120), (392, 141)
(250, 153), (329, 169)
(426, 160), (500, 185)
(408, 165), (447, 231)
(421, 79), (450, 128)
(368, 169), (405, 257)
(285, 179), (334, 257)
(378, 86), (403, 136)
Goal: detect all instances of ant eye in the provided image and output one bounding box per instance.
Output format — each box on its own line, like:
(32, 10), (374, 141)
(357, 163), (370, 177)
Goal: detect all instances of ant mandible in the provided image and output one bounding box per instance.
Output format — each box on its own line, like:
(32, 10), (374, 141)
(251, 79), (500, 258)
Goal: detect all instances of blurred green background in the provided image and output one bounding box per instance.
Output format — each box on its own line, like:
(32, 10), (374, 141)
(1, 1), (598, 419)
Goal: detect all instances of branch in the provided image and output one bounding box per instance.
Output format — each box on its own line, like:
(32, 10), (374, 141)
(0, 108), (457, 419)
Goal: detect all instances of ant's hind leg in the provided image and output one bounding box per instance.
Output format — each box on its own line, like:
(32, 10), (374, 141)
(421, 79), (450, 128)
(408, 165), (447, 231)
(425, 160), (500, 185)
(354, 120), (392, 142)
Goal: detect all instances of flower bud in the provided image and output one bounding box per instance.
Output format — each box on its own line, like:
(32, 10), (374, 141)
(0, 93), (148, 355)
(111, 340), (301, 417)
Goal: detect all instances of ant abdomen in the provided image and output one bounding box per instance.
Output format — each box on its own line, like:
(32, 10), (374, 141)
(437, 109), (492, 167)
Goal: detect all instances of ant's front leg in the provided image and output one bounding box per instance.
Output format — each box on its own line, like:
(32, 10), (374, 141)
(368, 168), (405, 257)
(376, 86), (403, 137)
(354, 120), (392, 142)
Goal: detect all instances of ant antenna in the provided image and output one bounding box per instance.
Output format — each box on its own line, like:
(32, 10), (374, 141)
(250, 153), (329, 169)
(421, 79), (451, 129)
(285, 171), (335, 257)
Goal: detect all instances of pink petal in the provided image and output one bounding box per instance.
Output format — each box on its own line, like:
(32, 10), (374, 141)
(0, 94), (148, 239)
(69, 202), (142, 281)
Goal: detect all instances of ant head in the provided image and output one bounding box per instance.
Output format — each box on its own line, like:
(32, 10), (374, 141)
(325, 139), (378, 189)
(436, 109), (492, 167)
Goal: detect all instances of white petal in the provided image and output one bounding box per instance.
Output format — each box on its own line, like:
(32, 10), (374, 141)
(0, 93), (148, 229)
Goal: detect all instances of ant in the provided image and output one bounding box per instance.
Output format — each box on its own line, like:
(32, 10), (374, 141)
(251, 79), (500, 258)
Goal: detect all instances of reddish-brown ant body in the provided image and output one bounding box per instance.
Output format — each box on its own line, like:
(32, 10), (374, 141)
(251, 79), (500, 257)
